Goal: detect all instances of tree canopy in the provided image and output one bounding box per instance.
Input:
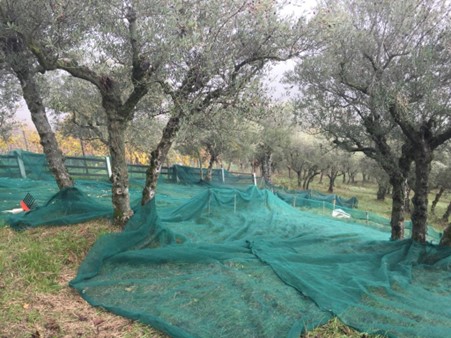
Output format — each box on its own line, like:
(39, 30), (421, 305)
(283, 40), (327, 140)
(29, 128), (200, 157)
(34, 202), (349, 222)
(288, 0), (451, 242)
(0, 71), (20, 142)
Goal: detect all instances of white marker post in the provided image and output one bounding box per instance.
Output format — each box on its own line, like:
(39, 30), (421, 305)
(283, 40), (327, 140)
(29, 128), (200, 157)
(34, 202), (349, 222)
(16, 155), (27, 178)
(105, 156), (112, 179)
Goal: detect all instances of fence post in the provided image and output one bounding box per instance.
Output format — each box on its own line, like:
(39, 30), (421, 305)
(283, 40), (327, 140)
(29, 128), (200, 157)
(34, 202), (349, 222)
(22, 130), (29, 151)
(105, 156), (112, 179)
(208, 191), (211, 215)
(16, 153), (27, 178)
(221, 168), (225, 183)
(253, 173), (257, 186)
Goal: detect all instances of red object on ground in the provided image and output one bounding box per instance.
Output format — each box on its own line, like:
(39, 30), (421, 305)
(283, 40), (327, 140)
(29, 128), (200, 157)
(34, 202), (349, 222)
(20, 193), (36, 211)
(20, 200), (30, 211)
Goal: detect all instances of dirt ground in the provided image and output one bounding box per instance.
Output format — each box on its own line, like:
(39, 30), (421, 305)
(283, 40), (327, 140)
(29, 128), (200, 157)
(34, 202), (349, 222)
(2, 271), (166, 338)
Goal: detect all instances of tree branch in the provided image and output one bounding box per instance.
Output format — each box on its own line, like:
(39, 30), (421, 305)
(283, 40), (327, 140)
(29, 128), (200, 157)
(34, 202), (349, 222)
(431, 127), (451, 150)
(388, 101), (418, 144)
(333, 138), (376, 156)
(338, 61), (369, 94)
(362, 52), (379, 72)
(120, 5), (158, 118)
(70, 112), (108, 144)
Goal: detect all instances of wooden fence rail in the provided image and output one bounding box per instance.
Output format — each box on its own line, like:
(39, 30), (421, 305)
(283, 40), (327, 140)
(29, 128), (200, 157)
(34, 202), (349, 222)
(0, 152), (172, 181)
(0, 152), (257, 185)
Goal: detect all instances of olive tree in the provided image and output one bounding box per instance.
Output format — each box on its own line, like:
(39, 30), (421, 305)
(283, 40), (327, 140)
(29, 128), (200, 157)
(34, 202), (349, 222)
(47, 75), (166, 161)
(288, 0), (451, 243)
(0, 8), (74, 189)
(284, 135), (311, 188)
(283, 133), (325, 189)
(140, 1), (309, 204)
(318, 148), (355, 193)
(254, 104), (293, 184)
(3, 0), (308, 226)
(177, 87), (268, 181)
(429, 145), (451, 215)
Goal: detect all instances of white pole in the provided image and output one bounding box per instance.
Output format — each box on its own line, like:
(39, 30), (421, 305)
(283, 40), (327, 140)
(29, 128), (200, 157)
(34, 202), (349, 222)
(221, 168), (225, 183)
(253, 173), (257, 186)
(16, 154), (27, 178)
(105, 156), (112, 179)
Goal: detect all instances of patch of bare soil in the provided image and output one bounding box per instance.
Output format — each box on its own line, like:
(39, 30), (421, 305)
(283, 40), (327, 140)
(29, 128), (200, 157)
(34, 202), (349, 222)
(0, 223), (168, 338)
(2, 264), (167, 338)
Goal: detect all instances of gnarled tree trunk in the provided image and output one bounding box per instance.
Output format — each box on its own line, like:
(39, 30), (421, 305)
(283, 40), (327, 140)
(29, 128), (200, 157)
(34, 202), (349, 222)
(11, 57), (73, 190)
(260, 152), (272, 184)
(303, 168), (320, 190)
(389, 177), (406, 240)
(296, 170), (302, 187)
(362, 173), (367, 183)
(347, 171), (356, 184)
(142, 116), (181, 205)
(107, 115), (133, 227)
(411, 148), (433, 243)
(206, 154), (216, 182)
(442, 201), (451, 222)
(327, 170), (340, 193)
(205, 144), (218, 182)
(257, 145), (272, 185)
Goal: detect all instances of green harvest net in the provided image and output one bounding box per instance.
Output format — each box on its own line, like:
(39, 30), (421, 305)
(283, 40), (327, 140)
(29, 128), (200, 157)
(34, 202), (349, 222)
(70, 186), (450, 338)
(274, 187), (358, 208)
(1, 151), (450, 337)
(171, 164), (257, 186)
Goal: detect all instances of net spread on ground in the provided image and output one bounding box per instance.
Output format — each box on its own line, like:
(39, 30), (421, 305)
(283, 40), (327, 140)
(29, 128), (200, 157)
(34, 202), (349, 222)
(1, 151), (450, 338)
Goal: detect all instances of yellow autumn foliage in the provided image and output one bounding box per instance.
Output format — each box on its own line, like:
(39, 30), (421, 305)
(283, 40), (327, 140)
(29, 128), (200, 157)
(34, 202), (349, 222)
(1, 128), (198, 168)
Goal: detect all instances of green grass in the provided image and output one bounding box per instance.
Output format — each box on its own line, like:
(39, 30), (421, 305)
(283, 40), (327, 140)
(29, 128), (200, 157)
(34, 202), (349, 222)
(0, 226), (94, 294)
(0, 222), (165, 338)
(273, 175), (449, 230)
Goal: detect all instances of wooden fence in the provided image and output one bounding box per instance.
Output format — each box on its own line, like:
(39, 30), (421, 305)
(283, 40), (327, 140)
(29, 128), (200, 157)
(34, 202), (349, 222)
(0, 152), (172, 180)
(0, 152), (257, 186)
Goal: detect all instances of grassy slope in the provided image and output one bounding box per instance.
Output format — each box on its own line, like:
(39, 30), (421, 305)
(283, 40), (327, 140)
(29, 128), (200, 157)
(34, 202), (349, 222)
(4, 177), (446, 337)
(275, 175), (450, 230)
